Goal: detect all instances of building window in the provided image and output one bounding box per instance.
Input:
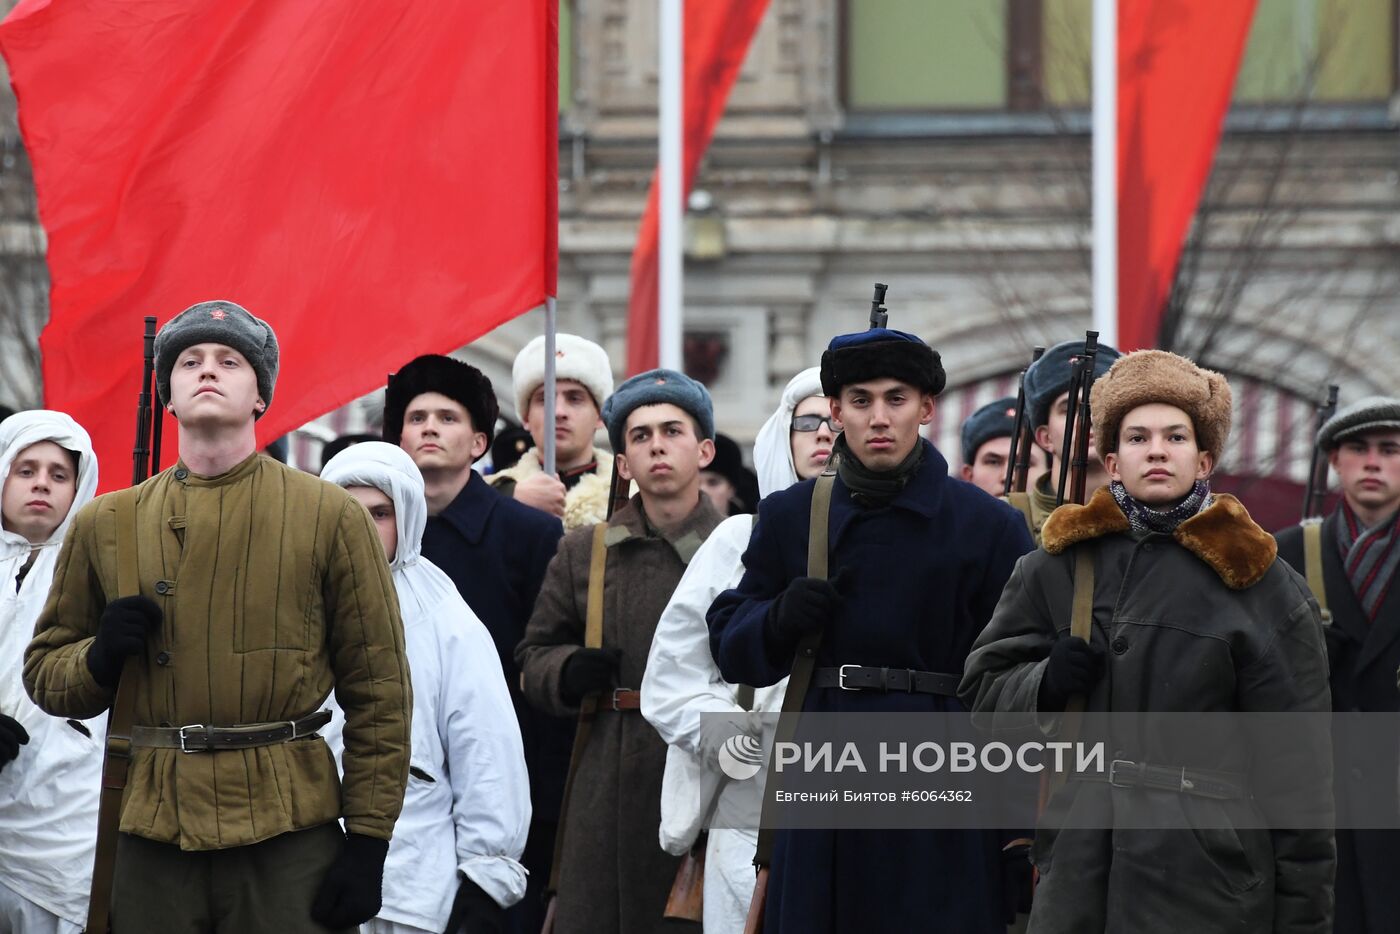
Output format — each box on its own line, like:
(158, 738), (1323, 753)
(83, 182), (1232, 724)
(844, 0), (1010, 110)
(844, 0), (1397, 113)
(560, 0), (574, 112)
(1235, 0), (1395, 103)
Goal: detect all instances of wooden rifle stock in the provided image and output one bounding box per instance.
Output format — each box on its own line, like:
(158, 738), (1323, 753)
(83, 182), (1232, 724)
(1301, 385), (1339, 520)
(743, 866), (769, 934)
(663, 836), (706, 922)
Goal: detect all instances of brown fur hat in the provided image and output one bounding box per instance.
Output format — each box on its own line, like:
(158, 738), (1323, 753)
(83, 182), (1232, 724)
(1090, 350), (1232, 457)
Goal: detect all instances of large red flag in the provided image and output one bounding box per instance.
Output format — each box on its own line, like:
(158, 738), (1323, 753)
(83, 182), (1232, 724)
(0, 0), (557, 491)
(1117, 1), (1256, 351)
(624, 0), (769, 376)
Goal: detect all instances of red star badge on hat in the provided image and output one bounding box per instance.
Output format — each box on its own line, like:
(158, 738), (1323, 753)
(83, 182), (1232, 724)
(209, 309), (227, 321)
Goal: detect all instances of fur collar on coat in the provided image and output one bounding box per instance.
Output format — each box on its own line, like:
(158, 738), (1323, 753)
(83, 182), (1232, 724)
(490, 446), (615, 531)
(1041, 485), (1277, 590)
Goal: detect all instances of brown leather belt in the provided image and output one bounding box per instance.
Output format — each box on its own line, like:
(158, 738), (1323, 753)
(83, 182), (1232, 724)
(601, 689), (642, 711)
(130, 710), (333, 753)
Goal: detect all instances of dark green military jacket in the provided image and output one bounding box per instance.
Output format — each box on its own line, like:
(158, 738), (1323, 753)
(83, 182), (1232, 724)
(26, 453), (411, 850)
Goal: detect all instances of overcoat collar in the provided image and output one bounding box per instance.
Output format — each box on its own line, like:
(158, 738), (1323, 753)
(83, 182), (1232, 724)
(602, 492), (723, 565)
(837, 438), (947, 519)
(435, 470), (500, 545)
(1042, 485), (1277, 590)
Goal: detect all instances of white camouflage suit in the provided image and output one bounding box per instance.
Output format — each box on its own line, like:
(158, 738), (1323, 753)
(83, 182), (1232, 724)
(0, 411), (100, 934)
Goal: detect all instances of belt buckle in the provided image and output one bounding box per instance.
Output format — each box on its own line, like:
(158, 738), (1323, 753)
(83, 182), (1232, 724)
(838, 665), (860, 691)
(610, 688), (626, 710)
(178, 724), (207, 754)
(1107, 759), (1135, 788)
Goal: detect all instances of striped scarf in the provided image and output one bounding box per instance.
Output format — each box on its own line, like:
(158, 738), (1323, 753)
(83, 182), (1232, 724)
(1336, 500), (1400, 621)
(1109, 479), (1212, 537)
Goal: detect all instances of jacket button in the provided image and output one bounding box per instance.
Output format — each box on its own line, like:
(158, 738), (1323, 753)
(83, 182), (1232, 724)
(1142, 543), (1154, 552)
(156, 651), (170, 666)
(1111, 637), (1129, 654)
(1351, 767), (1364, 781)
(155, 580), (170, 595)
(174, 468), (188, 481)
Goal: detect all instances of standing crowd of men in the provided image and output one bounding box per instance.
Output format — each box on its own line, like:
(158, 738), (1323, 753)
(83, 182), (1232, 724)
(0, 297), (1397, 933)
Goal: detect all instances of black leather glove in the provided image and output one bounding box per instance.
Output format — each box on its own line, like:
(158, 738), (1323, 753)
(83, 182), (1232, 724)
(1037, 637), (1105, 712)
(87, 595), (162, 688)
(1001, 840), (1034, 922)
(560, 647), (622, 706)
(311, 833), (389, 929)
(442, 875), (501, 934)
(0, 714), (29, 774)
(762, 572), (844, 663)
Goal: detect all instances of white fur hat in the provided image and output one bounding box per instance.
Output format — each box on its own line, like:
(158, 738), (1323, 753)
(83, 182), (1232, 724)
(512, 333), (614, 420)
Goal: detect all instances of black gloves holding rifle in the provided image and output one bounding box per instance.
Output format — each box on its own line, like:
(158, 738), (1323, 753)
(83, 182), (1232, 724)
(1037, 637), (1105, 712)
(1001, 840), (1035, 922)
(560, 647), (622, 706)
(0, 714), (28, 774)
(443, 875), (502, 934)
(763, 569), (848, 664)
(86, 595), (162, 688)
(312, 833), (390, 928)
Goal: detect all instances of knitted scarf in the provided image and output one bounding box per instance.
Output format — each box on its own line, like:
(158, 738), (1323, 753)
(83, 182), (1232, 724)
(834, 434), (924, 508)
(1109, 479), (1212, 537)
(1336, 499), (1400, 622)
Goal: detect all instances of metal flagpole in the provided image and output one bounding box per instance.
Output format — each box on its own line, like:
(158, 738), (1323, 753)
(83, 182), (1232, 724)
(658, 0), (683, 371)
(1092, 0), (1118, 347)
(543, 295), (558, 475)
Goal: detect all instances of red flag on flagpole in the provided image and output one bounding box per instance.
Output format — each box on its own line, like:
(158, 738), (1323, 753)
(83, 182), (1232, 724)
(0, 0), (557, 491)
(624, 1), (770, 377)
(1117, 0), (1256, 351)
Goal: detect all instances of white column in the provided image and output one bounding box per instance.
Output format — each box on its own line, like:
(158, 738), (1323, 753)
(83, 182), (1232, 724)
(658, 0), (684, 371)
(1092, 0), (1118, 347)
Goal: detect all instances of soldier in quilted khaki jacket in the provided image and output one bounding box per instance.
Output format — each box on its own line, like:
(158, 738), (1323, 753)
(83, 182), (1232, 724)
(25, 301), (411, 934)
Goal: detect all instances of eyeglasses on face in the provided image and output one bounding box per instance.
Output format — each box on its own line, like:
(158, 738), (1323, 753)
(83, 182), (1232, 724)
(791, 414), (837, 433)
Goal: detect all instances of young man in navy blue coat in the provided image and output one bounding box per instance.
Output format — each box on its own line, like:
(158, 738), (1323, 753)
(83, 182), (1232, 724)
(707, 327), (1036, 934)
(384, 354), (565, 934)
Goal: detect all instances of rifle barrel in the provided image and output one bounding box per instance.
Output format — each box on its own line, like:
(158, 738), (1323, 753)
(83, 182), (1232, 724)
(868, 282), (889, 330)
(1301, 384), (1340, 519)
(1055, 356), (1085, 506)
(132, 317), (158, 486)
(1068, 333), (1099, 505)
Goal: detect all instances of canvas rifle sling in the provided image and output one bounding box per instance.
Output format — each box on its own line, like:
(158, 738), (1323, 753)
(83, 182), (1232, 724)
(1005, 491), (1037, 540)
(1047, 543), (1096, 795)
(1302, 518), (1332, 625)
(86, 487), (143, 934)
(752, 459), (837, 868)
(545, 521), (609, 897)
